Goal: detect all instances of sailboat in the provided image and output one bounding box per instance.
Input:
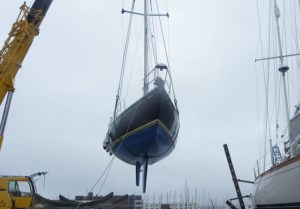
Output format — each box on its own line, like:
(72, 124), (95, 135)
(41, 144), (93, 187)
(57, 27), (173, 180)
(103, 0), (180, 193)
(252, 0), (300, 208)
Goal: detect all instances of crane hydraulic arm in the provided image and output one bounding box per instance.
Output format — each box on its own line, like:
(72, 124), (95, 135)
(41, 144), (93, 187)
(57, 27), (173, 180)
(0, 0), (52, 150)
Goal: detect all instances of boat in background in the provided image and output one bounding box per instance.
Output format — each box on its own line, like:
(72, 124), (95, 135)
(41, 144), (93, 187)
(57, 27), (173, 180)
(103, 0), (180, 193)
(252, 0), (300, 208)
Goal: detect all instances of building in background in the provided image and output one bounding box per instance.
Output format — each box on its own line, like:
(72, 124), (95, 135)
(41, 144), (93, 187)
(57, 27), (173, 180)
(144, 202), (198, 209)
(143, 202), (226, 209)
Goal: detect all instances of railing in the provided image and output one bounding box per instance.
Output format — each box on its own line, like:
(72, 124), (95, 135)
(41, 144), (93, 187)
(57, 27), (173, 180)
(253, 137), (289, 178)
(117, 63), (177, 115)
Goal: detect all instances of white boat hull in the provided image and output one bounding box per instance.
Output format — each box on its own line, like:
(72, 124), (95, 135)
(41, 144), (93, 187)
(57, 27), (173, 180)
(252, 157), (300, 208)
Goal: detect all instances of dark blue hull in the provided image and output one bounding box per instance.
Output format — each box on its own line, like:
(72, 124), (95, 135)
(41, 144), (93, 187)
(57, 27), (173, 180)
(103, 85), (179, 192)
(112, 120), (177, 165)
(107, 86), (179, 165)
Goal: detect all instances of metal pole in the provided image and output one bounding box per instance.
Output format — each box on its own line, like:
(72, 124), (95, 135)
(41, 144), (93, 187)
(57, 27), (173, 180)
(274, 0), (284, 65)
(225, 200), (238, 209)
(143, 0), (149, 95)
(0, 91), (14, 150)
(274, 0), (292, 155)
(282, 70), (292, 153)
(237, 179), (254, 184)
(210, 199), (215, 209)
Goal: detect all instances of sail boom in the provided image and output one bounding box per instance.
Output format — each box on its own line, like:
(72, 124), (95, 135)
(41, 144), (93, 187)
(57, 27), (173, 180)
(255, 53), (300, 62)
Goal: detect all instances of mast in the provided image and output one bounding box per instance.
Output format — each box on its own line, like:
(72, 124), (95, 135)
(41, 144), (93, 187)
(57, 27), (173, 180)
(144, 0), (149, 95)
(273, 0), (292, 156)
(121, 0), (168, 96)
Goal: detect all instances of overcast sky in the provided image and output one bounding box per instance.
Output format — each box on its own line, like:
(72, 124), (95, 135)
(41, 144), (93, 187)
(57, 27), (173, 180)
(0, 0), (261, 205)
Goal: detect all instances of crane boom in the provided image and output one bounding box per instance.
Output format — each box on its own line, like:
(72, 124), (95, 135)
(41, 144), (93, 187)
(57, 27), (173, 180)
(0, 0), (53, 150)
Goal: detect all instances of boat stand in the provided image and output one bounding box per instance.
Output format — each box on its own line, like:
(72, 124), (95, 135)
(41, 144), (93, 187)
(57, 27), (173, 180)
(223, 144), (253, 209)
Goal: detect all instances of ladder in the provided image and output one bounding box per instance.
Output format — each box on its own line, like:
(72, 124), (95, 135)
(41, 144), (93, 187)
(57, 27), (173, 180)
(273, 145), (282, 164)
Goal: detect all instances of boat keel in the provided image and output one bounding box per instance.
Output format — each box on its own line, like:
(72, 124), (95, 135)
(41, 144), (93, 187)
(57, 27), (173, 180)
(136, 162), (141, 186)
(143, 158), (148, 193)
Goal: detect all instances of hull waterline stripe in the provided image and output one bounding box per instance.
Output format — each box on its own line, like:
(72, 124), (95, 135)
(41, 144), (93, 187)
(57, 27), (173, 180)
(112, 119), (172, 146)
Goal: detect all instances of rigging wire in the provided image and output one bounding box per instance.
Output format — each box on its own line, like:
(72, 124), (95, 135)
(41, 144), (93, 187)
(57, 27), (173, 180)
(290, 0), (300, 107)
(122, 0), (125, 56)
(114, 0), (136, 118)
(124, 20), (144, 103)
(295, 0), (300, 103)
(120, 0), (178, 109)
(155, 0), (177, 104)
(74, 100), (141, 209)
(255, 0), (300, 170)
(282, 0), (292, 120)
(261, 0), (272, 172)
(149, 0), (159, 67)
(256, 0), (266, 162)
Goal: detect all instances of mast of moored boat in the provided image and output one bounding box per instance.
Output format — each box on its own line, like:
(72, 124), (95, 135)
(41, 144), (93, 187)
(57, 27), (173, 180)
(273, 0), (293, 157)
(143, 0), (149, 95)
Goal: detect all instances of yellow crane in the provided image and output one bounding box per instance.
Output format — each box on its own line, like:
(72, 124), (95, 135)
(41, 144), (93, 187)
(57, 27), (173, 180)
(0, 1), (52, 208)
(0, 0), (52, 150)
(0, 172), (47, 209)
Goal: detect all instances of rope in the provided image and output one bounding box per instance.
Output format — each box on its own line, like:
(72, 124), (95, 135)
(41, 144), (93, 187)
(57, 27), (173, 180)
(97, 157), (115, 195)
(98, 102), (140, 193)
(73, 98), (141, 209)
(88, 157), (116, 195)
